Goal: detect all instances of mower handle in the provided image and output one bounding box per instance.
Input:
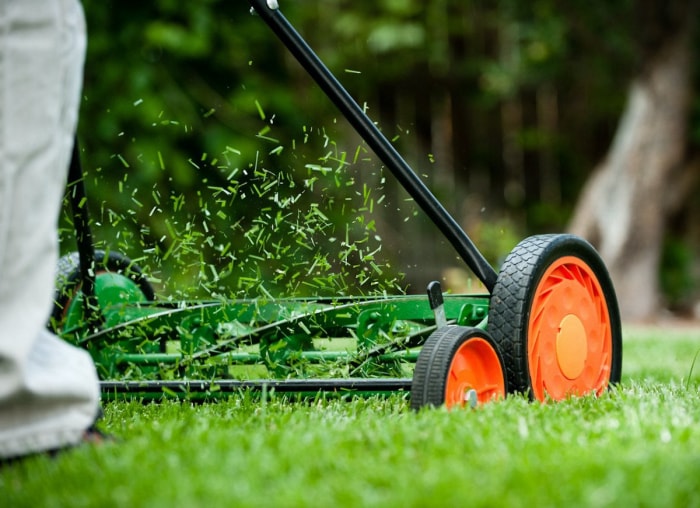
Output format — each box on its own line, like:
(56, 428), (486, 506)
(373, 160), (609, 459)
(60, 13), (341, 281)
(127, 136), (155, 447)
(248, 0), (498, 291)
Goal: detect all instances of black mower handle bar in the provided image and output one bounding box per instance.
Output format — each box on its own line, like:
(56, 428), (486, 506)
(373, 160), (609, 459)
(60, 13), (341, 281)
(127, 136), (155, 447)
(248, 0), (498, 292)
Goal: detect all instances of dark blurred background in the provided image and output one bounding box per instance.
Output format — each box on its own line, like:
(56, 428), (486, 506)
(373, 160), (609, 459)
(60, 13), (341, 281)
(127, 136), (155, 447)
(66, 0), (700, 321)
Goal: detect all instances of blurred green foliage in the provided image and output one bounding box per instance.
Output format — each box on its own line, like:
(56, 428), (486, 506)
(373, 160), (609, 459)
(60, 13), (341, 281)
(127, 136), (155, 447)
(64, 0), (698, 300)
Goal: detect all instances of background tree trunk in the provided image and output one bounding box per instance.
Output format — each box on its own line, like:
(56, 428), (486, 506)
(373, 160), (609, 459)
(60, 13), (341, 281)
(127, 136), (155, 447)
(568, 13), (696, 321)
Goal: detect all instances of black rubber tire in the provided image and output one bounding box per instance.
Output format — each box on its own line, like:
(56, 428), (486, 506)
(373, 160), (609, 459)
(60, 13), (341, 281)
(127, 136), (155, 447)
(487, 234), (622, 399)
(410, 325), (506, 410)
(51, 250), (154, 331)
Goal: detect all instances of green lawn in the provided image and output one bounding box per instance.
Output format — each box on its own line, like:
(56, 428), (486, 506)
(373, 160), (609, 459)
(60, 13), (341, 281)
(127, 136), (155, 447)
(3, 325), (700, 507)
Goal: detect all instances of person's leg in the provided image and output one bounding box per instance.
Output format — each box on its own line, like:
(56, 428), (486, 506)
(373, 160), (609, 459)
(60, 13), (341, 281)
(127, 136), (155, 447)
(0, 0), (100, 459)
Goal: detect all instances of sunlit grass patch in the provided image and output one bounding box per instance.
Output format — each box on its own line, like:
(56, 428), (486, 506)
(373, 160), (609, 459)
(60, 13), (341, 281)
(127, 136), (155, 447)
(3, 327), (700, 507)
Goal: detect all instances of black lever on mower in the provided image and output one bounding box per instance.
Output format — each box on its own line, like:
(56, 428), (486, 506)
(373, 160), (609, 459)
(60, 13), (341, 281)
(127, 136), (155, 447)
(248, 0), (499, 292)
(427, 281), (447, 328)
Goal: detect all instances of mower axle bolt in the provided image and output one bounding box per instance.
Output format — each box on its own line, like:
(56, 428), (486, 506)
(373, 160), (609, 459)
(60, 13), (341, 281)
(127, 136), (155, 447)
(465, 389), (477, 408)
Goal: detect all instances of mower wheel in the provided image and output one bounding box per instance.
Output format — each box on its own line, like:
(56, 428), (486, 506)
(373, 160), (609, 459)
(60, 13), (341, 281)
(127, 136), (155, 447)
(410, 326), (506, 410)
(487, 234), (622, 401)
(50, 250), (155, 333)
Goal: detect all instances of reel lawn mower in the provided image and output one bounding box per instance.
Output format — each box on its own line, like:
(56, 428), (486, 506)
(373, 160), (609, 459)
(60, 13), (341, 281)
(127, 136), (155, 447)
(52, 0), (622, 409)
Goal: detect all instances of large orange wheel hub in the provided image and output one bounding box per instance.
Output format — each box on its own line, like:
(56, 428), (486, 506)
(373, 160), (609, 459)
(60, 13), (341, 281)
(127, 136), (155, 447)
(528, 256), (613, 401)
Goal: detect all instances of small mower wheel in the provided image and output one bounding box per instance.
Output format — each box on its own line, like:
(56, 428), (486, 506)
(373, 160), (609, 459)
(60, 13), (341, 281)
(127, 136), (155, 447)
(411, 326), (506, 410)
(51, 250), (155, 332)
(487, 234), (622, 401)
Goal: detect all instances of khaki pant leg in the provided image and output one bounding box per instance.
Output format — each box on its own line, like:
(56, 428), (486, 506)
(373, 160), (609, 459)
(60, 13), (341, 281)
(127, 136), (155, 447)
(0, 0), (100, 459)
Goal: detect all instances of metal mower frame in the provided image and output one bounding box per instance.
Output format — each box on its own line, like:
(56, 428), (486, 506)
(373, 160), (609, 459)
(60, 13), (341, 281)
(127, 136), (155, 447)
(54, 0), (622, 407)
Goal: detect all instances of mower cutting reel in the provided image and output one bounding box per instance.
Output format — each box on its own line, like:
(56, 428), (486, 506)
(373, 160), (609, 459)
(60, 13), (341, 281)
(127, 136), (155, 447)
(53, 1), (622, 408)
(51, 249), (155, 330)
